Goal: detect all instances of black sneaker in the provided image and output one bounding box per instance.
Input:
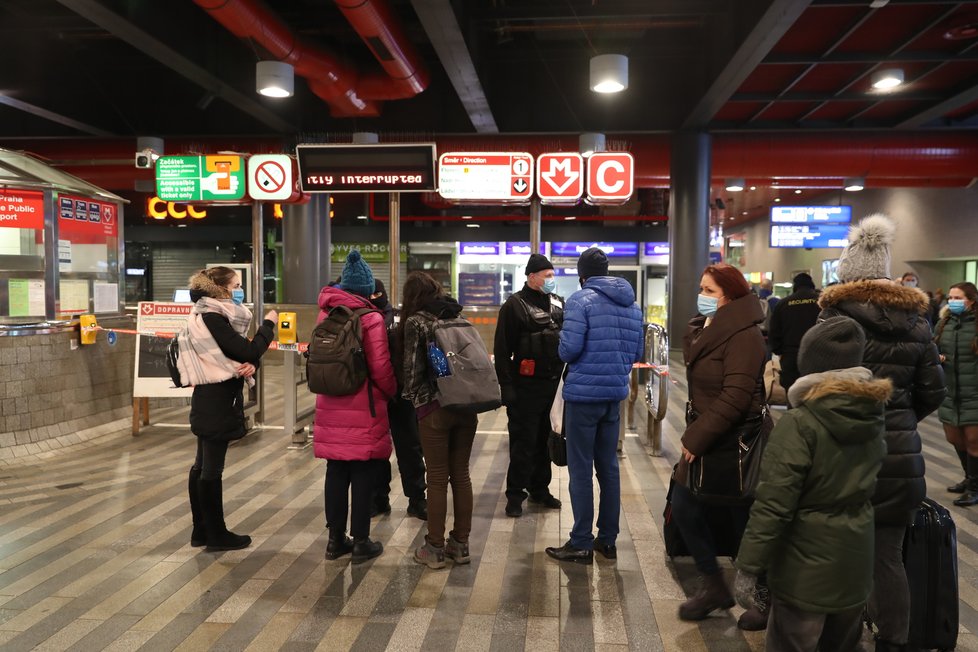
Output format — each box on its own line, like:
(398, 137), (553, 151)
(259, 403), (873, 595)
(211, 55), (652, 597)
(594, 540), (617, 560)
(529, 494), (562, 509)
(505, 497), (523, 517)
(545, 542), (593, 565)
(407, 497), (428, 521)
(351, 538), (383, 564)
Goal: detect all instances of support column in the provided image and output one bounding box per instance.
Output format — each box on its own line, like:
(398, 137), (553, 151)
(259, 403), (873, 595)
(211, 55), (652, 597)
(251, 201), (265, 424)
(529, 198), (541, 256)
(282, 195), (331, 303)
(389, 192), (400, 308)
(668, 131), (712, 351)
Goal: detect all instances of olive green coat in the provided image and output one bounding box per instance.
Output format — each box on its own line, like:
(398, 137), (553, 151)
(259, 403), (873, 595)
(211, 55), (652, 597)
(736, 369), (890, 613)
(936, 308), (978, 426)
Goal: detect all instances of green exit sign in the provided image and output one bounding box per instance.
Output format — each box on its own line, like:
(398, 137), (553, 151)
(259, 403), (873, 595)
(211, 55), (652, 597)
(156, 155), (246, 202)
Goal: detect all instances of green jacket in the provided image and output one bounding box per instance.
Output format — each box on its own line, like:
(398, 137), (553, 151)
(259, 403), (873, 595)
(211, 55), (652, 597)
(936, 309), (978, 426)
(736, 368), (890, 613)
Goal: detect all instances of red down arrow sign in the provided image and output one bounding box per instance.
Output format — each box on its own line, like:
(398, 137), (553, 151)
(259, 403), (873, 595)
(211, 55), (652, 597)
(537, 153), (584, 204)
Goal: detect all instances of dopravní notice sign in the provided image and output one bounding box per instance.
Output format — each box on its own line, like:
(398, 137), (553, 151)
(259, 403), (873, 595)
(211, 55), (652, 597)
(156, 155), (246, 202)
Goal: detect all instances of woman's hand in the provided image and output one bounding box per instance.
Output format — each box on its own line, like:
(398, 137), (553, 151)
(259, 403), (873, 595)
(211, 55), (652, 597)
(940, 353), (947, 363)
(236, 362), (256, 378)
(265, 310), (279, 324)
(681, 445), (697, 463)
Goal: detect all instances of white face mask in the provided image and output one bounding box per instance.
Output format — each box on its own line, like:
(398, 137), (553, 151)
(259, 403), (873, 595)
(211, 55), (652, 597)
(903, 279), (918, 288)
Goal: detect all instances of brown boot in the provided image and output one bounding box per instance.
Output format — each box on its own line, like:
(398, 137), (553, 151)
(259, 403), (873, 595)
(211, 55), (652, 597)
(737, 582), (770, 630)
(678, 572), (735, 621)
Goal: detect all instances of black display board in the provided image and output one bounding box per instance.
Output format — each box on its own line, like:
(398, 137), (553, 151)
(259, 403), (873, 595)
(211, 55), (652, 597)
(296, 143), (437, 193)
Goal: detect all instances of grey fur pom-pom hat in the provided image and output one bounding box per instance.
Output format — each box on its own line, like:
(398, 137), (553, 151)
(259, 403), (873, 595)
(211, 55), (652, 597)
(836, 213), (896, 282)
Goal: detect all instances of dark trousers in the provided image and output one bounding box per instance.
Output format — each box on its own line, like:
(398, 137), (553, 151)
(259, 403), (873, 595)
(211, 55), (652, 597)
(505, 378), (558, 501)
(325, 459), (383, 539)
(418, 407), (477, 546)
(868, 525), (911, 644)
(565, 400), (620, 549)
(779, 353), (801, 394)
(766, 596), (864, 652)
(193, 438), (229, 481)
(670, 482), (750, 575)
(375, 397), (427, 504)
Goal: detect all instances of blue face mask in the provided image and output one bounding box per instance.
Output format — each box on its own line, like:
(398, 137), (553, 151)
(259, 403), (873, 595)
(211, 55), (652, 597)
(697, 294), (719, 318)
(948, 299), (967, 315)
(542, 277), (557, 294)
(231, 288), (245, 305)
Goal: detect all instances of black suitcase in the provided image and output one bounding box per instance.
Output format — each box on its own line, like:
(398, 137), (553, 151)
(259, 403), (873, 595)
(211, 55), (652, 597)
(903, 498), (958, 651)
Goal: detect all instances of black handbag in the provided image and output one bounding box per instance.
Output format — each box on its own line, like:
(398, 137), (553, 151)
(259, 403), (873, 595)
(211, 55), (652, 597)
(548, 430), (567, 467)
(687, 408), (768, 505)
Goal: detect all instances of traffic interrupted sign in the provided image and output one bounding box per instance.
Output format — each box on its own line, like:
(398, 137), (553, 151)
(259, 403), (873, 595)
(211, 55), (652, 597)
(248, 154), (293, 201)
(537, 153), (584, 203)
(586, 152), (634, 204)
(156, 155), (246, 202)
(438, 152), (534, 202)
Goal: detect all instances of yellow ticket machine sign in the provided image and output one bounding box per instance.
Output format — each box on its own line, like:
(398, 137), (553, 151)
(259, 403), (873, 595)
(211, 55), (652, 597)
(79, 314), (98, 345)
(278, 312), (297, 345)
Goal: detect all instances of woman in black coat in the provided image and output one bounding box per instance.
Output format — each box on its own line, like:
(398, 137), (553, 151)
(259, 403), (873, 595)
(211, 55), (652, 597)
(182, 267), (276, 552)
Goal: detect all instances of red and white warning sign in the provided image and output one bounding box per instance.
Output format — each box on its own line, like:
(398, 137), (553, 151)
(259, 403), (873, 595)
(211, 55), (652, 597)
(537, 153), (584, 204)
(438, 152), (534, 202)
(586, 152), (634, 204)
(247, 154), (294, 201)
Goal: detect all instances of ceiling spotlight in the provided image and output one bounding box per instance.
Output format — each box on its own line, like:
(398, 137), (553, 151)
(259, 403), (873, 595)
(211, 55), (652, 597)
(590, 54), (628, 93)
(564, 216), (577, 221)
(749, 186), (756, 191)
(774, 197), (781, 202)
(871, 67), (904, 90)
(579, 133), (606, 158)
(465, 223), (480, 228)
(461, 215), (473, 220)
(869, 0), (889, 7)
(794, 189), (802, 194)
(844, 177), (866, 191)
(725, 178), (745, 192)
(256, 60), (294, 98)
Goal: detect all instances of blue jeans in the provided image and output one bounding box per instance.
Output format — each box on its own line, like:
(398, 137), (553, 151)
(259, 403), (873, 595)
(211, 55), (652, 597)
(670, 481), (750, 575)
(565, 401), (620, 550)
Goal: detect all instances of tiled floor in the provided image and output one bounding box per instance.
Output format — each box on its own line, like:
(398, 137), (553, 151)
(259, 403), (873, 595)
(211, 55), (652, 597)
(1, 364), (977, 651)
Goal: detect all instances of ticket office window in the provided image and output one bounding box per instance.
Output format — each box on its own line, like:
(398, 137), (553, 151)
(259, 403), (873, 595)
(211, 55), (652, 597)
(0, 188), (47, 321)
(55, 193), (122, 318)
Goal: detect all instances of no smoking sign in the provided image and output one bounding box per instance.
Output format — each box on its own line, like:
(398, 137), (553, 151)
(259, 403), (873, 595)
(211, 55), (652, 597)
(248, 154), (294, 201)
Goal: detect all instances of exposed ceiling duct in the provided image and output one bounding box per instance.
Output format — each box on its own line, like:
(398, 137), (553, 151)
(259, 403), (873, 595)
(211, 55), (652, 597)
(193, 0), (429, 117)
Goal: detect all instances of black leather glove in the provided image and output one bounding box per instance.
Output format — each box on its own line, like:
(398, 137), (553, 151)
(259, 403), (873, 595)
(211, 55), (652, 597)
(501, 384), (517, 407)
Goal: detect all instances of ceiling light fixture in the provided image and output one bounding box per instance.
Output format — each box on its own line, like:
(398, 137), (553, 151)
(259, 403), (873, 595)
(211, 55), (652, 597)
(725, 178), (745, 192)
(461, 215), (473, 220)
(870, 0), (889, 8)
(564, 216), (577, 221)
(749, 185), (756, 191)
(466, 223), (480, 228)
(256, 61), (294, 98)
(579, 133), (606, 158)
(794, 189), (802, 194)
(871, 67), (904, 90)
(844, 177), (866, 191)
(590, 54), (628, 93)
(774, 197), (781, 202)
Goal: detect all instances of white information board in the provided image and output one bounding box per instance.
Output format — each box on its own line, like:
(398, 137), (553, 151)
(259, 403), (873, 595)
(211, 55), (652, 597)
(437, 152), (533, 202)
(132, 301), (194, 398)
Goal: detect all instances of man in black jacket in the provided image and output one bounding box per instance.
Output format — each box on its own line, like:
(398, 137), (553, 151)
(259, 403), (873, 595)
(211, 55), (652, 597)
(494, 254), (564, 517)
(769, 273), (821, 394)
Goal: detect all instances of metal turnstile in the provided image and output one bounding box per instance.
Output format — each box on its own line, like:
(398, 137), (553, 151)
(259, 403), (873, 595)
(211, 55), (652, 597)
(644, 323), (669, 456)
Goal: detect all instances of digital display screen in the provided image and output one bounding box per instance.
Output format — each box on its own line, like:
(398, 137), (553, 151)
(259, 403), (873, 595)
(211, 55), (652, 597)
(770, 224), (850, 249)
(770, 205), (852, 224)
(296, 144), (437, 193)
(551, 242), (639, 257)
(644, 242), (670, 256)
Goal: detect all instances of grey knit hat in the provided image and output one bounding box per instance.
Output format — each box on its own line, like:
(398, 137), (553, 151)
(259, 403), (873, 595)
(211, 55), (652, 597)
(836, 214), (896, 282)
(798, 316), (866, 376)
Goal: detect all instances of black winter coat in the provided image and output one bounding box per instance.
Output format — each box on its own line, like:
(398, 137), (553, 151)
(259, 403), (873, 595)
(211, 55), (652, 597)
(768, 287), (821, 390)
(188, 294), (275, 441)
(819, 281), (945, 526)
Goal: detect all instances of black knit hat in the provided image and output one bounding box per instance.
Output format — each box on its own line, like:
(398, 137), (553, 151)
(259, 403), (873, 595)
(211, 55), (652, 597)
(525, 253), (554, 275)
(798, 316), (866, 376)
(577, 247), (609, 279)
(792, 272), (816, 291)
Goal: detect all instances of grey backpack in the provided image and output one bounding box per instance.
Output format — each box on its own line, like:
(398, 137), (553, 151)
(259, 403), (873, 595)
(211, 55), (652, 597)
(430, 317), (501, 413)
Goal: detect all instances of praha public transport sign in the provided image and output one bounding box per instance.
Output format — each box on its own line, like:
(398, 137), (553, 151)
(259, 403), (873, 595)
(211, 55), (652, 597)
(536, 153), (584, 204)
(586, 152), (634, 204)
(296, 144), (437, 193)
(156, 155), (246, 202)
(438, 152), (534, 202)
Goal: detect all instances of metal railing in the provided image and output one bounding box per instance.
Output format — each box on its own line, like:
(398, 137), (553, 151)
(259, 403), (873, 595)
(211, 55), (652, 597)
(644, 323), (669, 456)
(281, 348), (314, 449)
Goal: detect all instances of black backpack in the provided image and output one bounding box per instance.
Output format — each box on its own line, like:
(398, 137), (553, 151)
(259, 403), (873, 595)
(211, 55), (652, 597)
(305, 305), (388, 415)
(166, 334), (189, 388)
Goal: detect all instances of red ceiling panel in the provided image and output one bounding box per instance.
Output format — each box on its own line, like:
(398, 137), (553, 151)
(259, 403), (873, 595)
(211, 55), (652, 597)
(790, 63), (870, 93)
(737, 64), (810, 93)
(908, 60), (978, 91)
(834, 4), (951, 54)
(947, 97), (978, 119)
(768, 6), (865, 55)
(754, 101), (819, 122)
(855, 100), (928, 120)
(804, 101), (874, 122)
(713, 102), (769, 122)
(903, 6), (978, 52)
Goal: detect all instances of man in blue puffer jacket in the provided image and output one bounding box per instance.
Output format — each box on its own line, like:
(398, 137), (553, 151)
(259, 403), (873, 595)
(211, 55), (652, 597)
(546, 247), (644, 564)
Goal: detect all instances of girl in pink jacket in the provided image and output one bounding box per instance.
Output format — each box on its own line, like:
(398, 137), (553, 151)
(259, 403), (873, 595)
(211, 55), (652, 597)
(315, 251), (396, 564)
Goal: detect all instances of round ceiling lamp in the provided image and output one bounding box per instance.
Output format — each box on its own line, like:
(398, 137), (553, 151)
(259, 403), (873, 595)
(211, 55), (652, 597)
(844, 177), (866, 191)
(590, 54), (628, 93)
(257, 61), (294, 98)
(871, 68), (904, 91)
(725, 178), (745, 192)
(579, 132), (606, 157)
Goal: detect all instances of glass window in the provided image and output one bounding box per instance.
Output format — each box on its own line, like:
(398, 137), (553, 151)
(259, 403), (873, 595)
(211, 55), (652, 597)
(55, 192), (121, 317)
(0, 188), (47, 319)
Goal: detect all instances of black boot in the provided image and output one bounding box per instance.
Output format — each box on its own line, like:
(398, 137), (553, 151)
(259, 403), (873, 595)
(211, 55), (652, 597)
(678, 572), (735, 621)
(948, 449), (968, 493)
(505, 497), (523, 517)
(954, 455), (978, 506)
(325, 529), (354, 560)
(198, 477), (251, 552)
(188, 467), (205, 547)
(407, 497), (428, 521)
(351, 538), (383, 564)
